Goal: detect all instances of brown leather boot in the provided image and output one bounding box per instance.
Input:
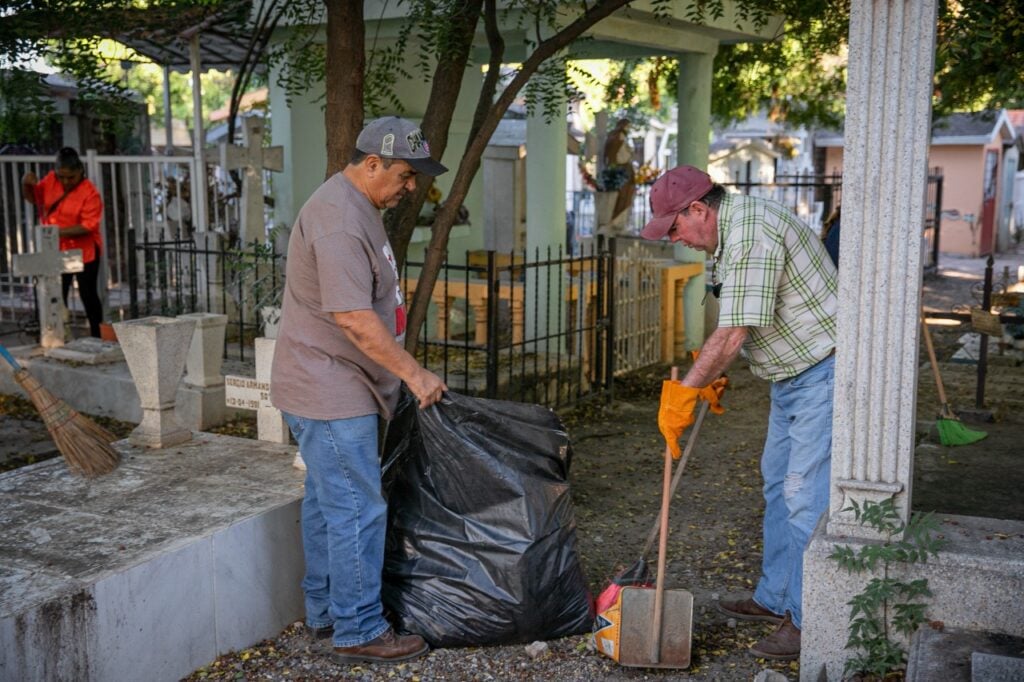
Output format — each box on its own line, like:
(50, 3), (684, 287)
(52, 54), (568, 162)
(717, 597), (785, 624)
(330, 628), (429, 664)
(749, 612), (801, 660)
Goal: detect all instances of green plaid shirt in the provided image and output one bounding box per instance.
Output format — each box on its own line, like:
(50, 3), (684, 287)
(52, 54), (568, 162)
(715, 193), (837, 382)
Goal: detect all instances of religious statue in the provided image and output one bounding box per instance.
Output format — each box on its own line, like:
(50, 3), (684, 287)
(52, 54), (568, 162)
(602, 118), (636, 231)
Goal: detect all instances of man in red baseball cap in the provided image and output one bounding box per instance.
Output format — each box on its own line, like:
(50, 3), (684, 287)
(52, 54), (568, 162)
(641, 165), (838, 661)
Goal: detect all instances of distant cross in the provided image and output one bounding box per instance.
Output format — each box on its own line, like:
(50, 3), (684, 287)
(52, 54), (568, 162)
(215, 115), (283, 244)
(13, 226), (83, 349)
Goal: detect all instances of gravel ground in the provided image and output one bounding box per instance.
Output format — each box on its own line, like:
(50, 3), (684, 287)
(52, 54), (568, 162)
(184, 365), (796, 682)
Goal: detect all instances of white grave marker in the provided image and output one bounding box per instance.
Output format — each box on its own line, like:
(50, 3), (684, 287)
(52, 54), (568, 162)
(13, 226), (84, 349)
(224, 337), (304, 469)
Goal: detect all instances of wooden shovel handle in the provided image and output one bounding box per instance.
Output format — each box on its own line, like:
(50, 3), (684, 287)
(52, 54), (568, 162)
(650, 366), (678, 662)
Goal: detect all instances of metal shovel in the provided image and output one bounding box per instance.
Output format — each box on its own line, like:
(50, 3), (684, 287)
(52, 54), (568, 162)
(617, 369), (697, 669)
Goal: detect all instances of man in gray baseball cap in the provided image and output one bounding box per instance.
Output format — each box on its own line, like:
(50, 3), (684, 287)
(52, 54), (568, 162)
(271, 115), (448, 666)
(355, 116), (448, 176)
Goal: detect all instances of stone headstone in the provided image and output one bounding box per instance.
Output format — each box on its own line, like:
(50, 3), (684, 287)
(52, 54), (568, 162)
(224, 336), (303, 470)
(13, 226), (83, 349)
(114, 316), (196, 448)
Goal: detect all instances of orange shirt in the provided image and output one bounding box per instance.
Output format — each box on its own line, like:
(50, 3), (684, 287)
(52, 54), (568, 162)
(33, 171), (103, 263)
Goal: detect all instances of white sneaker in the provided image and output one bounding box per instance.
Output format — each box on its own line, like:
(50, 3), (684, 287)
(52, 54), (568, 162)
(292, 451), (306, 471)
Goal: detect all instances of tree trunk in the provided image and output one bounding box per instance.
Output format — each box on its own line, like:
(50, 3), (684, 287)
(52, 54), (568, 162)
(384, 0), (485, 268)
(324, 0), (364, 177)
(403, 0), (632, 353)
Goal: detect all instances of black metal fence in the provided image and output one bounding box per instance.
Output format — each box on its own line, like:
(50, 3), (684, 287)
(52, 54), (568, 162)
(127, 231), (619, 408)
(126, 229), (283, 362)
(402, 240), (616, 408)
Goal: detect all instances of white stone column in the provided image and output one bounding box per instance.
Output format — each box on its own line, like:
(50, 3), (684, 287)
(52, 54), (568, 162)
(802, 3), (938, 679)
(828, 0), (938, 538)
(674, 50), (716, 350)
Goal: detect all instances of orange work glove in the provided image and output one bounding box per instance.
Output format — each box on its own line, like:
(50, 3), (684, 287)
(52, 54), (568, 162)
(700, 375), (729, 414)
(658, 381), (700, 459)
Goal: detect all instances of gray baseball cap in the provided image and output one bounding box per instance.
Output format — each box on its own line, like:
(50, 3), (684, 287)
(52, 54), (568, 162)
(355, 116), (448, 176)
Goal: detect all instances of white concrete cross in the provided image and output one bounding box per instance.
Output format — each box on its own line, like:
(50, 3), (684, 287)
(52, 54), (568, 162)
(13, 225), (84, 349)
(213, 115), (283, 244)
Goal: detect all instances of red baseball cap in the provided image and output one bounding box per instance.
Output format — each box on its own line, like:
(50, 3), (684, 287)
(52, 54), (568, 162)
(640, 165), (714, 240)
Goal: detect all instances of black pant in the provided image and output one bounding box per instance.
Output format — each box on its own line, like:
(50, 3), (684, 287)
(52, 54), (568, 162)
(62, 253), (102, 338)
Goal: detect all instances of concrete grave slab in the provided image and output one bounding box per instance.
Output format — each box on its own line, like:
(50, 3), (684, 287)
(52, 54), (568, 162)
(45, 337), (124, 365)
(0, 432), (304, 682)
(804, 514), (1024, 680)
(972, 652), (1024, 681)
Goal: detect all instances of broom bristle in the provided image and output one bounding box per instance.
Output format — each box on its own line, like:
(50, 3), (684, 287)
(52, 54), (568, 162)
(936, 417), (987, 447)
(13, 369), (120, 477)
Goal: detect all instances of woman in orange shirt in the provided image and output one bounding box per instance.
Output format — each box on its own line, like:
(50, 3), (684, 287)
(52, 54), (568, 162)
(21, 147), (104, 338)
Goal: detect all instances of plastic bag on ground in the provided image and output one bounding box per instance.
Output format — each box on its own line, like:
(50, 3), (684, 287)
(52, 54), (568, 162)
(381, 390), (593, 647)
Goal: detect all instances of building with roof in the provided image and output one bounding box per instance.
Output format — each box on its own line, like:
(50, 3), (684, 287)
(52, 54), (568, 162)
(816, 110), (1018, 257)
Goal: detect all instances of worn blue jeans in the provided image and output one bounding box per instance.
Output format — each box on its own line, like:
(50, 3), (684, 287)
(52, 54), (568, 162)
(752, 354), (834, 630)
(282, 412), (390, 647)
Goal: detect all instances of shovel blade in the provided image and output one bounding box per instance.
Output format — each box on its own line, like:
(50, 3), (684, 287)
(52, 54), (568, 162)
(617, 585), (693, 668)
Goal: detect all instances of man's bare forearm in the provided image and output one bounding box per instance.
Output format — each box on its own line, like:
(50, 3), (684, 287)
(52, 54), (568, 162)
(333, 309), (446, 407)
(681, 326), (748, 386)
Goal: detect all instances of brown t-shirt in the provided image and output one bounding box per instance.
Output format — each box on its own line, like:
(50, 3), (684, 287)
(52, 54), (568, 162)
(270, 173), (406, 420)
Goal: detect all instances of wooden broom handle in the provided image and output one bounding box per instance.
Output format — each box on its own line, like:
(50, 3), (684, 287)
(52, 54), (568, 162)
(920, 311), (951, 412)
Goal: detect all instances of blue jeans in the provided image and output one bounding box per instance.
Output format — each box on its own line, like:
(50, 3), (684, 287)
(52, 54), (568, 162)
(752, 354), (834, 630)
(282, 412), (390, 647)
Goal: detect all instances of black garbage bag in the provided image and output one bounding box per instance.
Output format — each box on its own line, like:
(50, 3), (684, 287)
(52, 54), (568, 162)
(380, 390), (593, 647)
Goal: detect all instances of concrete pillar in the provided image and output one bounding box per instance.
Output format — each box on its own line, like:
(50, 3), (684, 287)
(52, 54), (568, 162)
(828, 0), (937, 538)
(674, 51), (716, 349)
(802, 2), (938, 679)
(525, 93), (568, 348)
(526, 100), (568, 254)
(268, 57), (327, 230)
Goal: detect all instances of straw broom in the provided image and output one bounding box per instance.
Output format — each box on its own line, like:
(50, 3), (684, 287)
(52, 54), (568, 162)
(0, 345), (119, 477)
(920, 312), (987, 447)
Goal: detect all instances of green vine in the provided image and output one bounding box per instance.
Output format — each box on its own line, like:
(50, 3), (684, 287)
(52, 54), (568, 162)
(829, 498), (945, 679)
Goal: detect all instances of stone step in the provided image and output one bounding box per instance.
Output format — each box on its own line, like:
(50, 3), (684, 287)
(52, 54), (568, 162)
(907, 625), (1024, 681)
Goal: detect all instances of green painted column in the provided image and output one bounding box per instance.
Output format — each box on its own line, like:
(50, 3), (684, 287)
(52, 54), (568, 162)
(675, 50), (716, 350)
(526, 103), (568, 255)
(525, 94), (568, 349)
(268, 61), (326, 230)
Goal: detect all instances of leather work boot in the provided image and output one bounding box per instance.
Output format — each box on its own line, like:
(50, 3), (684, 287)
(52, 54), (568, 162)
(330, 628), (429, 665)
(306, 623), (332, 640)
(749, 612), (801, 660)
(716, 597), (785, 624)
